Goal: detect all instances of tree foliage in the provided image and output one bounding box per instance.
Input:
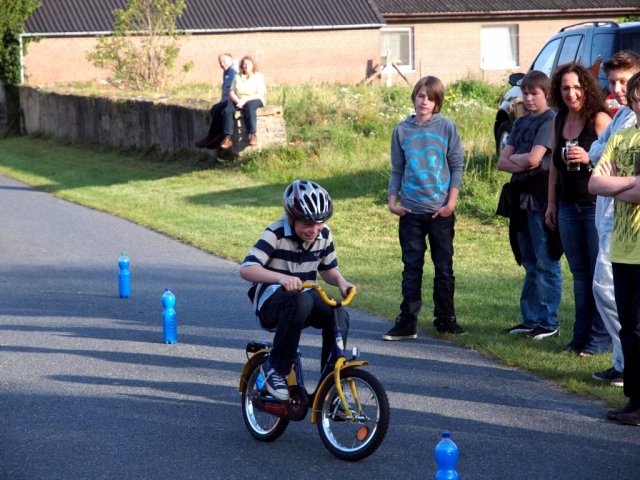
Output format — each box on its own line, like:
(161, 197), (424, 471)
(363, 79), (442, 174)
(88, 0), (190, 91)
(0, 0), (41, 86)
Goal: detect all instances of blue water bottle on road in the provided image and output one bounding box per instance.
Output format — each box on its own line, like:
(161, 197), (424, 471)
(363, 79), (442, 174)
(435, 431), (459, 480)
(118, 252), (130, 298)
(162, 288), (177, 344)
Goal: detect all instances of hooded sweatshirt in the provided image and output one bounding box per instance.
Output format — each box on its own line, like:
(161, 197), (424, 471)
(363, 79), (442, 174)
(388, 113), (464, 214)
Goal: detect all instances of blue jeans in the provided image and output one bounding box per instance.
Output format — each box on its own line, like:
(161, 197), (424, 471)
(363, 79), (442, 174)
(558, 201), (611, 353)
(398, 212), (456, 326)
(223, 99), (264, 136)
(517, 212), (562, 329)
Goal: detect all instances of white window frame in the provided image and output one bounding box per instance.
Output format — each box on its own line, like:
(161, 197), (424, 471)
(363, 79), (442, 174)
(480, 25), (519, 70)
(380, 27), (414, 72)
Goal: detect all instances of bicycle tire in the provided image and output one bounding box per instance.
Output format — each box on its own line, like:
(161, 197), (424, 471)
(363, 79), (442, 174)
(316, 368), (389, 461)
(241, 360), (289, 442)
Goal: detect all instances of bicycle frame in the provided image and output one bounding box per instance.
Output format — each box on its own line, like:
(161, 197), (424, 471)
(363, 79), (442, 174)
(237, 282), (369, 424)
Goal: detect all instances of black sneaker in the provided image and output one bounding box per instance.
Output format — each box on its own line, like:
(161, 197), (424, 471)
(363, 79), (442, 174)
(382, 321), (417, 341)
(617, 409), (640, 426)
(607, 399), (640, 420)
(434, 317), (465, 335)
(592, 367), (623, 386)
(525, 326), (558, 340)
(504, 323), (535, 334)
(260, 364), (289, 401)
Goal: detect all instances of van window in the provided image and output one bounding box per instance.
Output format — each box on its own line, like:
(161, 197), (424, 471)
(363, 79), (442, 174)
(620, 29), (640, 52)
(557, 35), (583, 66)
(532, 38), (561, 76)
(592, 33), (615, 86)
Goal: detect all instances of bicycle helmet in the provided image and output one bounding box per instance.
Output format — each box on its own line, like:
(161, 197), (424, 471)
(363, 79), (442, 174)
(283, 179), (333, 224)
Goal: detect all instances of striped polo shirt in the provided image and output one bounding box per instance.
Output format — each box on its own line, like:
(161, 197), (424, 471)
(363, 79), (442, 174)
(241, 214), (339, 312)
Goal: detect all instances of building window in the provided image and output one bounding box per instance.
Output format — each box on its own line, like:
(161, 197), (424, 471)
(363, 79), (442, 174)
(481, 25), (519, 69)
(381, 27), (414, 71)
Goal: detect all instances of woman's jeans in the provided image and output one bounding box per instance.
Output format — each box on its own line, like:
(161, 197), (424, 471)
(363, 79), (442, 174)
(558, 201), (611, 353)
(223, 99), (264, 136)
(517, 211), (562, 330)
(398, 212), (456, 326)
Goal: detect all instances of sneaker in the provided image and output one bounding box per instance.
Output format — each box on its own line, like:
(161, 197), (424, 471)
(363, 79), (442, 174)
(504, 323), (534, 334)
(617, 409), (640, 426)
(525, 326), (558, 340)
(248, 133), (258, 146)
(607, 399), (639, 420)
(260, 364), (289, 401)
(592, 367), (623, 385)
(434, 317), (465, 335)
(220, 135), (233, 149)
(382, 321), (417, 341)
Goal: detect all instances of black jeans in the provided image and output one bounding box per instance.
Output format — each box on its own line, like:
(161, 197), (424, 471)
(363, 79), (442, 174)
(206, 101), (226, 139)
(258, 288), (349, 375)
(612, 263), (640, 401)
(398, 212), (456, 326)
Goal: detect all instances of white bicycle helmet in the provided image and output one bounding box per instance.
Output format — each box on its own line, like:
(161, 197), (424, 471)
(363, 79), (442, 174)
(283, 179), (333, 224)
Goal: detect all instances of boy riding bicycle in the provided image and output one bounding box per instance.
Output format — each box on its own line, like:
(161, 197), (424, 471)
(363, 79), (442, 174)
(240, 179), (355, 401)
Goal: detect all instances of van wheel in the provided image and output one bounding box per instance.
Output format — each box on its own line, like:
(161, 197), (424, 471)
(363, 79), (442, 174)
(496, 121), (511, 156)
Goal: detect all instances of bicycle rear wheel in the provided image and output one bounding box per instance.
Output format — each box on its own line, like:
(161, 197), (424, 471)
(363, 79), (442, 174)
(316, 368), (389, 461)
(241, 360), (289, 442)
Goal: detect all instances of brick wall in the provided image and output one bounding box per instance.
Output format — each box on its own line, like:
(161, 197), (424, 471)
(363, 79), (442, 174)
(386, 17), (617, 86)
(23, 28), (381, 87)
(22, 17), (618, 89)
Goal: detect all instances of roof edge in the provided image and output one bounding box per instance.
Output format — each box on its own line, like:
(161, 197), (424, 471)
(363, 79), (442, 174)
(22, 23), (386, 37)
(382, 8), (640, 22)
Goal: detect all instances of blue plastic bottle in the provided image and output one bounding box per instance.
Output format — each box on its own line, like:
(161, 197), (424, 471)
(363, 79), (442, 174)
(435, 432), (459, 480)
(162, 289), (177, 344)
(118, 252), (130, 298)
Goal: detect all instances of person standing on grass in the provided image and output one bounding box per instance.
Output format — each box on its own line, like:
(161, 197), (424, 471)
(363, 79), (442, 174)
(589, 71), (640, 426)
(545, 62), (612, 357)
(383, 76), (465, 341)
(589, 50), (640, 388)
(498, 71), (563, 341)
(195, 53), (238, 149)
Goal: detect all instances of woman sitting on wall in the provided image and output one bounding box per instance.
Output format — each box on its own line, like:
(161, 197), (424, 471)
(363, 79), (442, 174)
(219, 55), (266, 149)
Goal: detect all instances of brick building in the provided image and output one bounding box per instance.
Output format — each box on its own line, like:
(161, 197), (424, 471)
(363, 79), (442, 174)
(20, 0), (640, 87)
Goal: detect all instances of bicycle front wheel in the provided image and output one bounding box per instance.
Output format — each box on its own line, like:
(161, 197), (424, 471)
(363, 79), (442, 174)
(316, 368), (389, 461)
(241, 360), (289, 442)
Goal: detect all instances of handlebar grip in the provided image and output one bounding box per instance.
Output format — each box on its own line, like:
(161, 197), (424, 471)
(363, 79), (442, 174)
(300, 281), (357, 307)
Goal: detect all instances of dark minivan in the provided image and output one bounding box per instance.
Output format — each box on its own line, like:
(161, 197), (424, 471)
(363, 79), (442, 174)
(494, 20), (640, 153)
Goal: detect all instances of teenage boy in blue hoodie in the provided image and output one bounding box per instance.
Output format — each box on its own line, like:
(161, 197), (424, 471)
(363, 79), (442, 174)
(383, 76), (465, 340)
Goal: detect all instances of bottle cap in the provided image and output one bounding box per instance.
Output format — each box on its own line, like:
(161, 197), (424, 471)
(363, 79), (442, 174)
(442, 431), (451, 439)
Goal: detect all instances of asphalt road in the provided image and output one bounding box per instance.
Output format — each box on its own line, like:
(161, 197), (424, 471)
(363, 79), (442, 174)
(1, 173), (638, 480)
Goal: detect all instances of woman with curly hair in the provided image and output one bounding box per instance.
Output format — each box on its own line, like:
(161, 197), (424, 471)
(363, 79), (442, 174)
(545, 62), (612, 356)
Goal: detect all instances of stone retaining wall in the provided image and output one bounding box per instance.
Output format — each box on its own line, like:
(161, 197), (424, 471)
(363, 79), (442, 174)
(18, 86), (286, 155)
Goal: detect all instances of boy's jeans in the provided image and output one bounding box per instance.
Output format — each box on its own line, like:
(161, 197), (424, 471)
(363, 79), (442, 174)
(258, 288), (349, 375)
(593, 195), (624, 372)
(517, 211), (562, 330)
(558, 201), (611, 354)
(612, 263), (640, 400)
(398, 212), (456, 326)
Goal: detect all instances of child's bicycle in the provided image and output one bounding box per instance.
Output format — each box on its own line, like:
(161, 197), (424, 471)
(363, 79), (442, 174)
(238, 282), (390, 461)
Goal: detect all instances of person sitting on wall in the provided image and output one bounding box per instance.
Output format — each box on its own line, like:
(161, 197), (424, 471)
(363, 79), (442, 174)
(195, 53), (238, 149)
(219, 55), (266, 149)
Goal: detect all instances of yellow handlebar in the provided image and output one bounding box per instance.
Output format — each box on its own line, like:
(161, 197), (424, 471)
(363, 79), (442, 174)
(300, 281), (357, 307)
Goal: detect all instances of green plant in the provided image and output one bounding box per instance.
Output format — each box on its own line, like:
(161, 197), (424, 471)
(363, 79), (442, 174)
(0, 0), (41, 133)
(87, 0), (189, 92)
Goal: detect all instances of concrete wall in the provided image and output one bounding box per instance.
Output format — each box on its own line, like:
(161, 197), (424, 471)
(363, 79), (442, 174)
(19, 86), (286, 154)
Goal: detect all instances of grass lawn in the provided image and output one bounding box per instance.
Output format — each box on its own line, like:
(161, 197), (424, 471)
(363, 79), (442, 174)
(0, 133), (626, 408)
